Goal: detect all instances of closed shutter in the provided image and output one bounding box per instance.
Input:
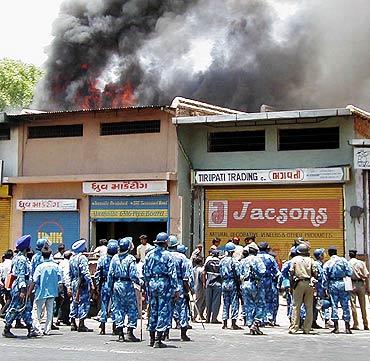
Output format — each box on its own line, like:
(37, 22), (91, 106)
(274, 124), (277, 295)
(23, 211), (80, 252)
(0, 198), (11, 254)
(205, 185), (344, 261)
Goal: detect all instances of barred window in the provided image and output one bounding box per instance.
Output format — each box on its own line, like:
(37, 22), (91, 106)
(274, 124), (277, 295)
(0, 127), (10, 141)
(208, 130), (265, 152)
(28, 124), (83, 139)
(101, 120), (160, 136)
(279, 127), (339, 150)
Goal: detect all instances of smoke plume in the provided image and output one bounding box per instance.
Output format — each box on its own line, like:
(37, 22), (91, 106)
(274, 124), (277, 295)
(34, 0), (370, 112)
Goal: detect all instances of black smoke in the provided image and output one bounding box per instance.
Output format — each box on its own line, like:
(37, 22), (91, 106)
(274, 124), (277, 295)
(34, 0), (370, 112)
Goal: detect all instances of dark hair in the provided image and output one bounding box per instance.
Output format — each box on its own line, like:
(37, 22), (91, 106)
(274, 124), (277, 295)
(212, 237), (221, 245)
(328, 248), (337, 257)
(58, 244), (65, 252)
(193, 257), (203, 266)
(100, 239), (108, 246)
(41, 247), (52, 259)
(4, 249), (13, 259)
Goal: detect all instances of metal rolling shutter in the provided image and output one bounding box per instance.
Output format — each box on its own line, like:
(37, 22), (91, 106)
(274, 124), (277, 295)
(23, 211), (80, 252)
(0, 198), (11, 255)
(205, 185), (344, 261)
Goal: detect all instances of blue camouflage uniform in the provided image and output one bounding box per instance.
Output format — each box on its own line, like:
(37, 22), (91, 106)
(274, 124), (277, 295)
(323, 255), (352, 322)
(5, 252), (33, 327)
(95, 254), (114, 323)
(219, 256), (241, 320)
(169, 249), (191, 328)
(107, 252), (139, 329)
(257, 251), (280, 323)
(30, 251), (44, 278)
(314, 259), (330, 322)
(280, 260), (292, 317)
(239, 254), (266, 327)
(143, 246), (178, 332)
(69, 253), (92, 320)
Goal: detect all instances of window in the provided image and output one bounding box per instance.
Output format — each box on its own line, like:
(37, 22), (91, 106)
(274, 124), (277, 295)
(279, 127), (339, 151)
(28, 124), (83, 139)
(208, 130), (265, 152)
(100, 120), (161, 136)
(0, 127), (10, 141)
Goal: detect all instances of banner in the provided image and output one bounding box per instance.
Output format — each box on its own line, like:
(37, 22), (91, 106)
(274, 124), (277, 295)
(83, 180), (167, 194)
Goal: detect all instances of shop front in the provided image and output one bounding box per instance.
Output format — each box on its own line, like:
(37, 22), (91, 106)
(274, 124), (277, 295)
(84, 180), (169, 248)
(16, 199), (79, 252)
(195, 167), (349, 262)
(0, 185), (11, 254)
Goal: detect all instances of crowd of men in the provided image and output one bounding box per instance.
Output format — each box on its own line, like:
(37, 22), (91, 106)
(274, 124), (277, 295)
(0, 233), (369, 348)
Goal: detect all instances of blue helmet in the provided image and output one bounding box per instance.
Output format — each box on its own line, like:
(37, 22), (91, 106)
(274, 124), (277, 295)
(16, 234), (31, 251)
(154, 232), (169, 244)
(321, 299), (331, 310)
(225, 242), (236, 253)
(177, 244), (188, 254)
(168, 235), (179, 248)
(313, 248), (325, 260)
(119, 237), (131, 253)
(36, 238), (48, 251)
(72, 239), (87, 254)
(290, 246), (298, 258)
(107, 239), (118, 255)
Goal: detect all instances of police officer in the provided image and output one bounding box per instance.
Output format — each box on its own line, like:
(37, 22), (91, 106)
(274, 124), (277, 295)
(167, 235), (192, 341)
(2, 235), (38, 338)
(240, 243), (266, 335)
(288, 243), (317, 334)
(257, 242), (280, 326)
(323, 246), (353, 334)
(219, 242), (242, 330)
(107, 237), (140, 342)
(143, 232), (178, 348)
(30, 238), (49, 278)
(312, 248), (329, 329)
(95, 239), (118, 335)
(280, 247), (297, 320)
(69, 238), (94, 332)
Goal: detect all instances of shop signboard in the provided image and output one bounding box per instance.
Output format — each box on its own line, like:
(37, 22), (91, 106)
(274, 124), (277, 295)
(83, 180), (167, 195)
(16, 199), (77, 212)
(354, 147), (370, 169)
(195, 167), (346, 186)
(90, 195), (169, 222)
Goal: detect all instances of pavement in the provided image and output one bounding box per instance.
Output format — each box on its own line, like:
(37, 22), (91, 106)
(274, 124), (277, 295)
(1, 300), (369, 361)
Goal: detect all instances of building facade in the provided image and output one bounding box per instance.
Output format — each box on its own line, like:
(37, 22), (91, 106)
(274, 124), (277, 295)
(174, 107), (370, 264)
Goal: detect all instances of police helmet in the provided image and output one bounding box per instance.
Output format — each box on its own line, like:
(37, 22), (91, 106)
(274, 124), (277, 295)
(119, 237), (131, 253)
(107, 239), (119, 255)
(258, 242), (269, 251)
(289, 246), (298, 258)
(168, 235), (179, 248)
(313, 248), (325, 260)
(225, 242), (236, 253)
(154, 232), (169, 244)
(177, 244), (188, 254)
(296, 243), (310, 255)
(36, 238), (48, 251)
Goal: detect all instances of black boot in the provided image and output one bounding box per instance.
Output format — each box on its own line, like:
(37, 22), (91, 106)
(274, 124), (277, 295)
(99, 322), (106, 335)
(181, 327), (191, 342)
(345, 321), (352, 334)
(15, 319), (27, 329)
(331, 320), (339, 334)
(51, 323), (59, 330)
(77, 319), (93, 332)
(222, 320), (228, 329)
(127, 327), (140, 342)
(27, 325), (39, 338)
(71, 318), (77, 331)
(231, 319), (243, 330)
(2, 325), (16, 338)
(250, 321), (263, 335)
(112, 322), (118, 335)
(312, 321), (322, 329)
(149, 331), (155, 347)
(117, 327), (125, 342)
(163, 328), (170, 340)
(153, 331), (167, 348)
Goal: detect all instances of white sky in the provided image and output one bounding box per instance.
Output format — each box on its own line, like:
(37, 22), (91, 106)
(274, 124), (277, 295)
(0, 0), (64, 67)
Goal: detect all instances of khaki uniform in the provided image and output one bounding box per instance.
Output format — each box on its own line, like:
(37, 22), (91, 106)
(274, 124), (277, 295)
(289, 255), (317, 334)
(349, 257), (369, 329)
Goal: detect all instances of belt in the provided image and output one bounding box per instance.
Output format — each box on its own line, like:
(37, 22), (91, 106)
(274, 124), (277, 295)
(117, 277), (131, 281)
(298, 278), (310, 282)
(150, 275), (169, 279)
(330, 278), (344, 281)
(352, 279), (364, 283)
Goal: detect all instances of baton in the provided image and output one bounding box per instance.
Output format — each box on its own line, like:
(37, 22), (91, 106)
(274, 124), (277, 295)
(189, 292), (205, 330)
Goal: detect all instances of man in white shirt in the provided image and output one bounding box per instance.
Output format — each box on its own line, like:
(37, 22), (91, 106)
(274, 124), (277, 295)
(56, 251), (72, 326)
(232, 237), (244, 261)
(93, 239), (108, 257)
(136, 235), (151, 262)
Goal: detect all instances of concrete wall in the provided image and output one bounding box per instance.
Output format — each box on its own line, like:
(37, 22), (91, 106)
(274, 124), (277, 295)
(177, 115), (359, 255)
(20, 109), (177, 176)
(0, 126), (18, 177)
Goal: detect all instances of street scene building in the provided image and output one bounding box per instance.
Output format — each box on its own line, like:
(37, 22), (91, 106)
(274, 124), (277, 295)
(174, 106), (370, 264)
